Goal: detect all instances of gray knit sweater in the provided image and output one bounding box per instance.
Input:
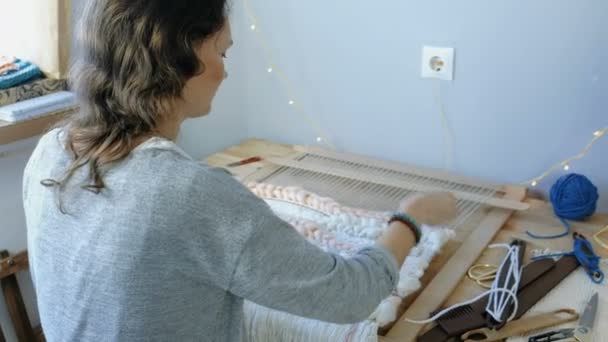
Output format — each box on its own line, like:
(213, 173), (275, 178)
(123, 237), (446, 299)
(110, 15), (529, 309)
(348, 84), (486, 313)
(22, 128), (399, 342)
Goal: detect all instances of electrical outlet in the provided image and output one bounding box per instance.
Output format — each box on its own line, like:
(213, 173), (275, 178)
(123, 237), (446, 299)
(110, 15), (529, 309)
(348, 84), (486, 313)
(421, 46), (455, 80)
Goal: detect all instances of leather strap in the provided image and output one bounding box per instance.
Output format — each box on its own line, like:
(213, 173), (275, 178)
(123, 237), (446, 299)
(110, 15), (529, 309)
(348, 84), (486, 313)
(513, 256), (579, 318)
(417, 257), (564, 342)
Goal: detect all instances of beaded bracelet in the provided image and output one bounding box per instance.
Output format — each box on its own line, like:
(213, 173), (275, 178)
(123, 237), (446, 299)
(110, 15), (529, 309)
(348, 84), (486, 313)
(388, 212), (422, 244)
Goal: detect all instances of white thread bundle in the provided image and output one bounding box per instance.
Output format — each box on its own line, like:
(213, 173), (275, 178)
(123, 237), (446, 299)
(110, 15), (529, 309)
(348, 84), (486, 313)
(405, 244), (521, 324)
(486, 243), (522, 323)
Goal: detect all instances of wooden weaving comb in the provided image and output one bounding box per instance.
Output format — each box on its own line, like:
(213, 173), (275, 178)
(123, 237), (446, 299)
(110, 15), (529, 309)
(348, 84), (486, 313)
(417, 258), (557, 342)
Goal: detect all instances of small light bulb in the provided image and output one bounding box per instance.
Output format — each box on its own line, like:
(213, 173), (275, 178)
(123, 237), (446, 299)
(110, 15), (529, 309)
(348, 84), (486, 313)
(563, 164), (570, 171)
(267, 67), (273, 73)
(250, 24), (256, 31)
(531, 181), (538, 187)
(316, 137), (323, 143)
(288, 100), (295, 105)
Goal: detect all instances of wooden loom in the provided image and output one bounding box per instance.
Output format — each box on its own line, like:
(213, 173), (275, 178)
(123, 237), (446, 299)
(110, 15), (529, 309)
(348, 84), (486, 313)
(208, 139), (528, 341)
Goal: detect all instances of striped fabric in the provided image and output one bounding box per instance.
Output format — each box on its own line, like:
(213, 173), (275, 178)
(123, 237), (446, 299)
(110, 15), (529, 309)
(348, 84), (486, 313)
(0, 59), (42, 89)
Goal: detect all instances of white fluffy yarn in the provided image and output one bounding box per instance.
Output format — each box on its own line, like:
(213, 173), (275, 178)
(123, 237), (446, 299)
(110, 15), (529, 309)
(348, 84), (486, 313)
(248, 182), (454, 329)
(371, 225), (454, 326)
(370, 296), (402, 325)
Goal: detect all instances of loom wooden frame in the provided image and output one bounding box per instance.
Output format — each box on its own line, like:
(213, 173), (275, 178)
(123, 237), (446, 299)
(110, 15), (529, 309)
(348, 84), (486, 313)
(219, 141), (527, 342)
(382, 187), (524, 341)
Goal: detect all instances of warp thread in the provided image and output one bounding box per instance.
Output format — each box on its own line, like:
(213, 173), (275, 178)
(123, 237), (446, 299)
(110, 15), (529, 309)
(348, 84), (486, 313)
(527, 174), (599, 239)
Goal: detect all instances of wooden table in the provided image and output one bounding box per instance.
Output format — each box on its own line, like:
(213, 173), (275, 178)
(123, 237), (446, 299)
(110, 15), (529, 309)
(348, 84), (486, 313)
(0, 108), (76, 146)
(205, 138), (608, 341)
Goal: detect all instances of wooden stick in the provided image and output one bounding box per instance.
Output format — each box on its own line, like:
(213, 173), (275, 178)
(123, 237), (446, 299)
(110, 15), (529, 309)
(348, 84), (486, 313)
(34, 326), (44, 342)
(0, 251), (36, 342)
(0, 322), (6, 342)
(385, 186), (526, 341)
(267, 157), (529, 211)
(0, 251), (29, 280)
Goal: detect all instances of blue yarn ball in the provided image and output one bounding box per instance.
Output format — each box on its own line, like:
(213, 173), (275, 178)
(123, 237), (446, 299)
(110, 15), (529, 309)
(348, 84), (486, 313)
(550, 173), (599, 220)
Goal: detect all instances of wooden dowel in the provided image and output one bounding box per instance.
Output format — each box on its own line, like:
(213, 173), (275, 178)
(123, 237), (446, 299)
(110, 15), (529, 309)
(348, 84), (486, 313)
(0, 251), (36, 342)
(0, 251), (29, 280)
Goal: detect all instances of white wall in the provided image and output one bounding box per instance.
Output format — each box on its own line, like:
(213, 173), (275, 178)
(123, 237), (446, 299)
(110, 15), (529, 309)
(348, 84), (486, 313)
(235, 0), (608, 211)
(0, 0), (71, 78)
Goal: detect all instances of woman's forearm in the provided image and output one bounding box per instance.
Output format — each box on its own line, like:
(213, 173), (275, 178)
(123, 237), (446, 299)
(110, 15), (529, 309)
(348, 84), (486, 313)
(376, 220), (417, 265)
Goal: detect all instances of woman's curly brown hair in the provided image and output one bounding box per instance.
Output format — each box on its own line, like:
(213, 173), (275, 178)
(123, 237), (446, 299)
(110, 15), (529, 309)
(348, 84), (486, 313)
(43, 0), (229, 212)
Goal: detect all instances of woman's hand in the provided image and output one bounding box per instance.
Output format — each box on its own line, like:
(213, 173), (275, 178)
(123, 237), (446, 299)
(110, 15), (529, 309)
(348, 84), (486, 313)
(399, 192), (458, 226)
(377, 192), (457, 267)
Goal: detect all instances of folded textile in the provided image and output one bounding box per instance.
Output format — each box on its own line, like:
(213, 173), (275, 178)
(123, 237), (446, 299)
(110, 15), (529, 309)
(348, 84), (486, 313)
(0, 63), (18, 75)
(0, 56), (17, 67)
(0, 91), (77, 123)
(0, 56), (18, 75)
(0, 58), (42, 89)
(0, 78), (68, 106)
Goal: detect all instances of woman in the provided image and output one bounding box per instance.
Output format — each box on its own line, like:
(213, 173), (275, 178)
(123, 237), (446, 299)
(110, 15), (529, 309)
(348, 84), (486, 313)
(22, 0), (457, 341)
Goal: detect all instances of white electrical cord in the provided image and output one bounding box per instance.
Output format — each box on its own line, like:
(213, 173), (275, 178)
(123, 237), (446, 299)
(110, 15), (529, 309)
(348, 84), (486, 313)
(434, 78), (455, 170)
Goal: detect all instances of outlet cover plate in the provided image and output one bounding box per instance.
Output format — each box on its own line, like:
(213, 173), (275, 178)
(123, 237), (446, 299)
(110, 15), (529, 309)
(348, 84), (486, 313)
(421, 46), (455, 80)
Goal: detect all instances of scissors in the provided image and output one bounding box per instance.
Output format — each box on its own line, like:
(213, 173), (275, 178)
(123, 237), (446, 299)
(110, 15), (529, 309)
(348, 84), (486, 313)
(528, 292), (598, 342)
(467, 264), (498, 289)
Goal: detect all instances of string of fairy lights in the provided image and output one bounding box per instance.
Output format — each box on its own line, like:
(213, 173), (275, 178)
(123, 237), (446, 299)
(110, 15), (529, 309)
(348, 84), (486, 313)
(524, 128), (607, 187)
(243, 0), (606, 188)
(243, 0), (335, 149)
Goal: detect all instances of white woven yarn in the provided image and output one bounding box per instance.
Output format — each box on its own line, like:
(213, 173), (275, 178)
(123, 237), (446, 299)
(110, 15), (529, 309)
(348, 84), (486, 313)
(242, 182), (454, 339)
